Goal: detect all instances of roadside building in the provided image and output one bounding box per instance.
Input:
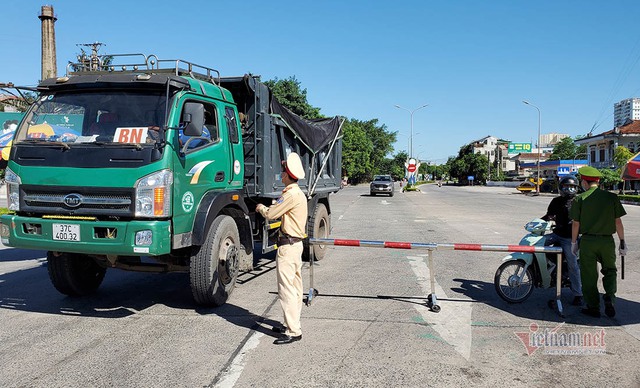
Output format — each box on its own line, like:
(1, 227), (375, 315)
(471, 135), (499, 163)
(463, 133), (572, 179)
(574, 120), (640, 169)
(497, 143), (516, 175)
(614, 98), (640, 127)
(539, 133), (569, 148)
(470, 136), (516, 177)
(512, 152), (550, 178)
(519, 158), (588, 181)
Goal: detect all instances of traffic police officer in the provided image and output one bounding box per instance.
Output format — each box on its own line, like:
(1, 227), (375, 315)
(570, 166), (627, 318)
(256, 152), (308, 344)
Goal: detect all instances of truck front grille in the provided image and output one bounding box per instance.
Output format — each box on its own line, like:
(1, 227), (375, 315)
(20, 185), (135, 217)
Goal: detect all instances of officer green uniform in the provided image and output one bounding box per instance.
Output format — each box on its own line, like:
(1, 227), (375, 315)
(256, 153), (308, 344)
(570, 166), (626, 318)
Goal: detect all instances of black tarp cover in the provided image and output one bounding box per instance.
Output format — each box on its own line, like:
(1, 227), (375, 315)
(270, 96), (342, 153)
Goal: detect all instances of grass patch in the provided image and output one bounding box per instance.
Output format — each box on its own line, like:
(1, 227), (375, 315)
(619, 194), (640, 203)
(401, 181), (428, 192)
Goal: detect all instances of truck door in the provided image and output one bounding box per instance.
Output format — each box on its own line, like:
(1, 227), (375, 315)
(172, 100), (230, 237)
(222, 105), (244, 190)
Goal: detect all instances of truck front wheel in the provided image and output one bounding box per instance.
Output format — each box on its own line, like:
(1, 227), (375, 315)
(304, 203), (330, 261)
(190, 215), (240, 306)
(47, 252), (106, 296)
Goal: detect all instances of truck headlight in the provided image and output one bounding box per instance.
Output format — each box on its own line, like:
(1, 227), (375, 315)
(4, 168), (21, 211)
(0, 223), (9, 238)
(135, 169), (173, 217)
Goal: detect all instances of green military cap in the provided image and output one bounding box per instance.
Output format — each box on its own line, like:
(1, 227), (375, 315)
(578, 166), (602, 181)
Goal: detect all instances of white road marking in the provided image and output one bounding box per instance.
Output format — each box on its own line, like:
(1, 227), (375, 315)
(407, 254), (473, 360)
(380, 200), (390, 205)
(0, 258), (46, 276)
(214, 331), (264, 388)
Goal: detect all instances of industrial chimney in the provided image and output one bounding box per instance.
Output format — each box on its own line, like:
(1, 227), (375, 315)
(39, 5), (57, 81)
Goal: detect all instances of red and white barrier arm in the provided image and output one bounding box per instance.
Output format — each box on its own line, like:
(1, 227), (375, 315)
(309, 238), (562, 254)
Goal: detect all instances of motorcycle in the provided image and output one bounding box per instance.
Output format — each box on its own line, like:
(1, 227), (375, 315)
(494, 218), (570, 303)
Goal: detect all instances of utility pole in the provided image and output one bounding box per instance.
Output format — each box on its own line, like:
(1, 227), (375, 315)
(76, 42), (106, 71)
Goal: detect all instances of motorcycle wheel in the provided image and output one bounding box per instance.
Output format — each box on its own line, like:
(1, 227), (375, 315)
(494, 261), (534, 303)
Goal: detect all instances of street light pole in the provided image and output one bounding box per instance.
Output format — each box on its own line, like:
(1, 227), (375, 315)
(395, 104), (428, 159)
(572, 152), (588, 173)
(523, 100), (541, 195)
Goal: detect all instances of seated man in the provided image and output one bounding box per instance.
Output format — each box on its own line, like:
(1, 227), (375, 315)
(178, 109), (215, 150)
(179, 125), (211, 149)
(88, 112), (119, 136)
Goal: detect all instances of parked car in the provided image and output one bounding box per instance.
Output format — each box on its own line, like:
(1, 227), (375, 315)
(370, 175), (395, 196)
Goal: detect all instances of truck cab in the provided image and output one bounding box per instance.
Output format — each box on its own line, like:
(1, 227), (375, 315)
(1, 53), (342, 307)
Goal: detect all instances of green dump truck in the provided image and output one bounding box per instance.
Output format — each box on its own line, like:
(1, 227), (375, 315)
(0, 53), (342, 306)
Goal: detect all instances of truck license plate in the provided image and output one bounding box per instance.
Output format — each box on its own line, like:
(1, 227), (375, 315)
(53, 223), (80, 242)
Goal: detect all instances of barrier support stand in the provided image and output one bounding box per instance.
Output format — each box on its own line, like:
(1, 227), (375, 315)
(307, 237), (564, 317)
(555, 252), (564, 317)
(426, 249), (441, 312)
(305, 249), (317, 306)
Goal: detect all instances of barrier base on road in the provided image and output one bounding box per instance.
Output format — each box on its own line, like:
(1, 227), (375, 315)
(308, 237), (565, 318)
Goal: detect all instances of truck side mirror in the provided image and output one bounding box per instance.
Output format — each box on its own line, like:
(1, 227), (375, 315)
(182, 102), (204, 136)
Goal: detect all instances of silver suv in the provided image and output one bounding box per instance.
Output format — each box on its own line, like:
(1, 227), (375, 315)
(370, 175), (394, 196)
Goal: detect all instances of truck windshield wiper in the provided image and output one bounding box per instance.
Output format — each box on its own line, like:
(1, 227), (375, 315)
(90, 141), (145, 150)
(19, 139), (71, 150)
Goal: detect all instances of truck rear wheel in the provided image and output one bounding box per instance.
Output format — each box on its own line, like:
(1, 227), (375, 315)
(190, 215), (240, 306)
(304, 203), (330, 261)
(47, 252), (106, 296)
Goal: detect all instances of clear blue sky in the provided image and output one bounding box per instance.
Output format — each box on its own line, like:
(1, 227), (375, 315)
(4, 0), (640, 162)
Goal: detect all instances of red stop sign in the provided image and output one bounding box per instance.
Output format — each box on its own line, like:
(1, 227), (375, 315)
(407, 165), (416, 173)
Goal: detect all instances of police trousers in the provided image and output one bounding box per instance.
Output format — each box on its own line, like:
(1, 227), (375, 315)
(579, 234), (616, 309)
(276, 241), (304, 337)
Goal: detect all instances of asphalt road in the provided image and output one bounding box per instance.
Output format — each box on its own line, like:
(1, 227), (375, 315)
(1, 183), (639, 387)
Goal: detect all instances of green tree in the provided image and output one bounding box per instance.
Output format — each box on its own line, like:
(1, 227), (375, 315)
(341, 119), (373, 183)
(548, 136), (587, 161)
(418, 161), (444, 181)
(340, 118), (397, 183)
(264, 76), (322, 119)
(599, 168), (622, 190)
(364, 119), (396, 174)
(448, 145), (489, 183)
(0, 86), (35, 112)
(380, 151), (408, 180)
(489, 160), (505, 181)
(613, 145), (633, 169)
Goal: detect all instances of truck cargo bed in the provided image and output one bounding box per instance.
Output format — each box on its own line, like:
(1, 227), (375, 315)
(220, 75), (342, 199)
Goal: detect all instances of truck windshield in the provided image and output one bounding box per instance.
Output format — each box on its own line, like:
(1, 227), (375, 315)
(14, 91), (167, 145)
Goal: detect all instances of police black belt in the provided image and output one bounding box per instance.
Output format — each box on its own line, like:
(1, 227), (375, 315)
(278, 235), (304, 245)
(583, 233), (611, 237)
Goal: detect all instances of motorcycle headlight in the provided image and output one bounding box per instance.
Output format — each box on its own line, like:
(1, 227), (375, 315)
(4, 168), (21, 211)
(135, 169), (173, 217)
